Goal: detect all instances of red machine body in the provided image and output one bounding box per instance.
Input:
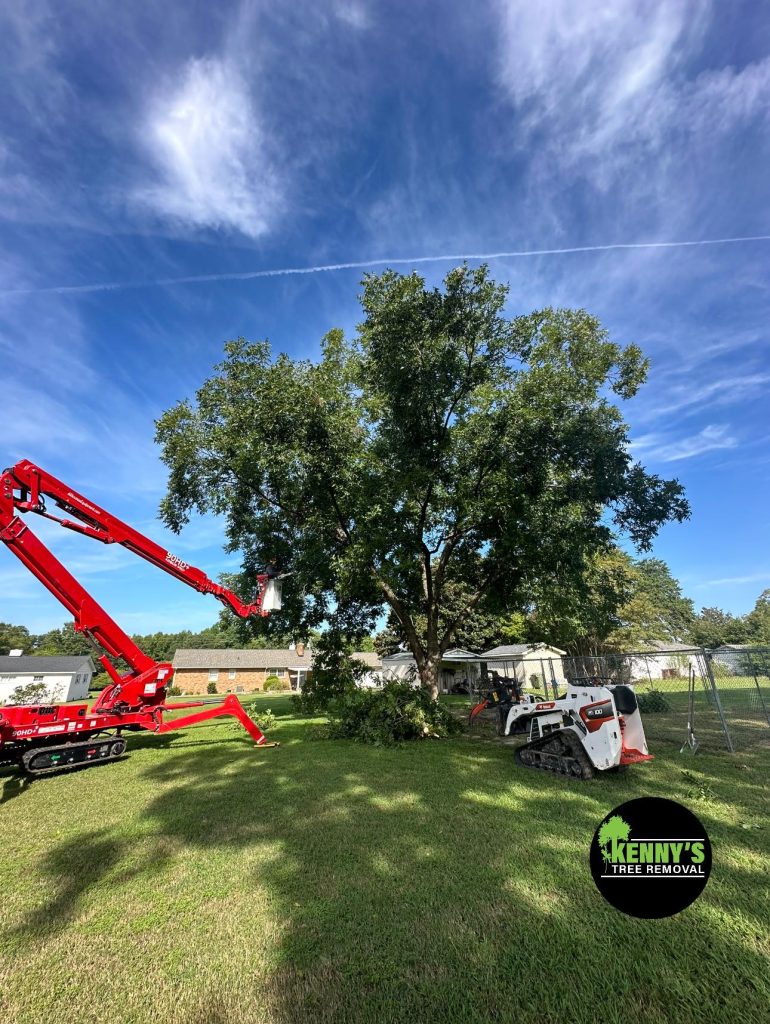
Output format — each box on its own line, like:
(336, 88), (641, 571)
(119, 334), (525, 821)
(0, 459), (281, 775)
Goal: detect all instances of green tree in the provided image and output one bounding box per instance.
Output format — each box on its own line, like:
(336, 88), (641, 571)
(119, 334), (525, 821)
(745, 588), (770, 645)
(688, 606), (749, 649)
(525, 550), (695, 654)
(525, 547), (637, 654)
(9, 681), (52, 705)
(0, 622), (34, 656)
(376, 577), (528, 657)
(606, 557), (695, 649)
(156, 265), (689, 698)
(36, 622), (94, 657)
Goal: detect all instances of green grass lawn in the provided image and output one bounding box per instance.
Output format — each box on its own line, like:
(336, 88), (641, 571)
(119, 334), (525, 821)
(1, 694), (768, 1024)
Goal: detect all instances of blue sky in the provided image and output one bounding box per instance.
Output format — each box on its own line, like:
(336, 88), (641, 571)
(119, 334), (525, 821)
(1, 0), (768, 634)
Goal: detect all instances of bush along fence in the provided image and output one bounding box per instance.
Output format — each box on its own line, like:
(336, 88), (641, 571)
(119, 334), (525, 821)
(474, 646), (770, 754)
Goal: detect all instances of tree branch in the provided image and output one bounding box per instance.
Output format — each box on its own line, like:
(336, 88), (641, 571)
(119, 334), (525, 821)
(224, 462), (306, 526)
(327, 483), (352, 546)
(438, 569), (501, 652)
(375, 575), (426, 669)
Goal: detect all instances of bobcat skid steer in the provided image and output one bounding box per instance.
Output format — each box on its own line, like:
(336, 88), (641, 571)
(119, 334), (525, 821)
(469, 679), (653, 780)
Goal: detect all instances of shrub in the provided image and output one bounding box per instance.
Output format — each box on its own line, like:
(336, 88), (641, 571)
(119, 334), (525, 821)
(263, 675), (289, 692)
(207, 681), (218, 694)
(89, 671), (109, 693)
(246, 706), (276, 732)
(166, 684), (182, 697)
(328, 681), (463, 745)
(636, 689), (671, 713)
(8, 681), (52, 705)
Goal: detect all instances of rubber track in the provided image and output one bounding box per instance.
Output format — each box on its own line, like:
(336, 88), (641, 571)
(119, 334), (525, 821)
(514, 729), (595, 780)
(21, 737), (127, 776)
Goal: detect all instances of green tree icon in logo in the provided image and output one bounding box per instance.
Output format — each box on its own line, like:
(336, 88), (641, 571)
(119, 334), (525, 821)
(598, 815), (631, 864)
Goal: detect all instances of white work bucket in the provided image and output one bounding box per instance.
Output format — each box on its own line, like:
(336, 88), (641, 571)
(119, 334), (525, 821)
(261, 577), (283, 611)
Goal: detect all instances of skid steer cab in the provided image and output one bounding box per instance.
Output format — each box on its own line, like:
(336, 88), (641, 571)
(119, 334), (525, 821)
(470, 679), (653, 781)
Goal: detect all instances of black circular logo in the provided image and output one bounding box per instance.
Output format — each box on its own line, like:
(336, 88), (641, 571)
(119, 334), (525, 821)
(590, 797), (711, 918)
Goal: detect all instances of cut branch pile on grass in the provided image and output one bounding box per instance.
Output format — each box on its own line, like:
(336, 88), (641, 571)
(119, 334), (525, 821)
(328, 681), (463, 745)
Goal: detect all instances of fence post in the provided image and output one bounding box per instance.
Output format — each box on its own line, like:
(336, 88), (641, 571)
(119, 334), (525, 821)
(699, 649), (735, 753)
(748, 656), (770, 726)
(548, 659), (559, 699)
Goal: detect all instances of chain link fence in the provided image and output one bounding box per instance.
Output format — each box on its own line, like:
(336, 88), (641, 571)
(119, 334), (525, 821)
(475, 646), (770, 753)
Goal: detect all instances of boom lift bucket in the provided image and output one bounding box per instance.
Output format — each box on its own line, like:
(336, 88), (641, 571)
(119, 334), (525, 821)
(260, 576), (283, 612)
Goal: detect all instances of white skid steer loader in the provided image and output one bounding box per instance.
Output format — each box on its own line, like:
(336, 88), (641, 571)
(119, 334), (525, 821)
(469, 676), (653, 780)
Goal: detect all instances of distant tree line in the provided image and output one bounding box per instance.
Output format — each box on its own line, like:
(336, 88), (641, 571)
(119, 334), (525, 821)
(374, 551), (770, 657)
(2, 567), (767, 665)
(0, 613), (305, 663)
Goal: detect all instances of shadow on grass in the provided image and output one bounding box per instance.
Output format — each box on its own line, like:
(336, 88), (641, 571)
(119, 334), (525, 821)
(6, 830), (124, 940)
(6, 721), (770, 1024)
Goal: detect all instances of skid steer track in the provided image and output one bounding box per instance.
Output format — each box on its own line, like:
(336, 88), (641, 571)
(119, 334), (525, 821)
(514, 730), (595, 780)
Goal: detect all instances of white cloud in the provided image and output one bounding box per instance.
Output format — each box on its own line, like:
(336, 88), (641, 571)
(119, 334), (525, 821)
(134, 57), (281, 238)
(631, 423), (737, 462)
(694, 572), (769, 589)
(634, 370), (770, 424)
(333, 1), (371, 30)
(493, 0), (770, 193)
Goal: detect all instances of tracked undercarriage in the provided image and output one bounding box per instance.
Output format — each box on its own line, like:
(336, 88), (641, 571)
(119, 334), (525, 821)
(514, 729), (595, 780)
(20, 736), (128, 776)
(469, 679), (653, 779)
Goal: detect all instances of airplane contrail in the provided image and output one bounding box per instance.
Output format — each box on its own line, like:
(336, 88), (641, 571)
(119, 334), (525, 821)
(3, 234), (770, 296)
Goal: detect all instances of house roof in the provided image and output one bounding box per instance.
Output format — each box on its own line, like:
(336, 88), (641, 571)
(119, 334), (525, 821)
(443, 647), (482, 662)
(381, 648), (482, 664)
(173, 648), (381, 670)
(382, 643), (568, 664)
(0, 655), (94, 674)
(639, 640), (698, 653)
(482, 643), (567, 659)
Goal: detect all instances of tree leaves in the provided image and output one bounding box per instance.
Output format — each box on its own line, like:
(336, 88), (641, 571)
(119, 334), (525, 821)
(155, 264), (690, 694)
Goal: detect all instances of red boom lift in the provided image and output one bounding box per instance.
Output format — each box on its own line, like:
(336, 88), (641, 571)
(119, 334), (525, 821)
(0, 459), (283, 776)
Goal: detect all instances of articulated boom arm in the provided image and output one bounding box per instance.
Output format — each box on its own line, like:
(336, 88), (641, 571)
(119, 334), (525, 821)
(0, 459), (279, 715)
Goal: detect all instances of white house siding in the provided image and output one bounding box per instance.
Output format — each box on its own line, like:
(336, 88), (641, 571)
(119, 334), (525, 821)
(482, 645), (568, 691)
(381, 650), (484, 694)
(627, 651), (699, 682)
(0, 671), (91, 705)
(381, 655), (420, 684)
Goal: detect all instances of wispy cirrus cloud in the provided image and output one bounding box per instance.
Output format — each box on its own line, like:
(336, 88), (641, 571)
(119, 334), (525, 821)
(633, 370), (770, 424)
(333, 0), (371, 30)
(492, 0), (770, 216)
(133, 57), (281, 238)
(693, 572), (769, 589)
(631, 423), (738, 462)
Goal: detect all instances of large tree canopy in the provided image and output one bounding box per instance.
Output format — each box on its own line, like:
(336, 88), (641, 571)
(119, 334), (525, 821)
(156, 265), (690, 696)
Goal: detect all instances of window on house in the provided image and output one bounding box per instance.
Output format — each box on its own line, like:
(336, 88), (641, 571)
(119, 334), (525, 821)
(236, 685), (245, 693)
(208, 669), (219, 682)
(266, 667), (286, 677)
(228, 669), (236, 680)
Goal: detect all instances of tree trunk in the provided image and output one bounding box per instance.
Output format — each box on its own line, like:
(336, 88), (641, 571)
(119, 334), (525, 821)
(419, 654), (441, 701)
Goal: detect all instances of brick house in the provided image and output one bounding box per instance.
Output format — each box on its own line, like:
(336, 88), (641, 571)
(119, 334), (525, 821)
(171, 645), (381, 694)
